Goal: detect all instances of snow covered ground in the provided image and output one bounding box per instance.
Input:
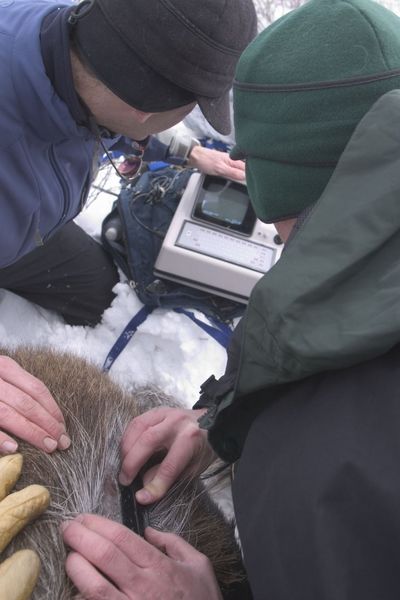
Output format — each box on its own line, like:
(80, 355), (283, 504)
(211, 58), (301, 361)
(0, 163), (229, 408)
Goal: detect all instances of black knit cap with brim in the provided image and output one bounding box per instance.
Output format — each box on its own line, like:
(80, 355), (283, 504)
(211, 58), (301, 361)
(231, 0), (400, 222)
(71, 0), (257, 135)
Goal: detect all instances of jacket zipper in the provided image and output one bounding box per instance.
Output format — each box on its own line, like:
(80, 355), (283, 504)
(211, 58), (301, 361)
(48, 146), (69, 226)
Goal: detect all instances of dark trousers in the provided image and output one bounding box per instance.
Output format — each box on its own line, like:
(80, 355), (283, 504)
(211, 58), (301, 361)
(233, 343), (400, 600)
(0, 222), (119, 326)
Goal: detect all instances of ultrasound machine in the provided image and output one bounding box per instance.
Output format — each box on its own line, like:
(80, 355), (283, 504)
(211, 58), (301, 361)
(154, 172), (283, 304)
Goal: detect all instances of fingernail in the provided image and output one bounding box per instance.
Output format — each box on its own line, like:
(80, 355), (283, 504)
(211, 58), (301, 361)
(43, 437), (58, 452)
(58, 434), (71, 450)
(1, 441), (18, 454)
(118, 473), (130, 486)
(136, 489), (153, 503)
(60, 515), (84, 533)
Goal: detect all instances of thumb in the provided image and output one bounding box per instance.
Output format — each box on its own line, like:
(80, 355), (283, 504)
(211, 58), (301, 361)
(145, 527), (202, 563)
(136, 443), (190, 504)
(135, 474), (170, 504)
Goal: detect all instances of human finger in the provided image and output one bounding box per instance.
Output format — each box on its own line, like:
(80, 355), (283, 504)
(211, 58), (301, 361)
(145, 528), (223, 600)
(120, 408), (168, 462)
(0, 401), (60, 453)
(221, 165), (246, 182)
(62, 518), (137, 589)
(65, 552), (124, 600)
(0, 356), (65, 425)
(225, 156), (246, 172)
(134, 431), (203, 504)
(214, 156), (246, 181)
(233, 158), (245, 170)
(0, 431), (19, 455)
(119, 415), (173, 487)
(145, 527), (206, 563)
(63, 514), (160, 569)
(119, 408), (194, 486)
(0, 379), (68, 448)
(121, 409), (208, 502)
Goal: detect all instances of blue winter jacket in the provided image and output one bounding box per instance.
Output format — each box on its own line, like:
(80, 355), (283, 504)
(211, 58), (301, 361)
(1, 0), (113, 268)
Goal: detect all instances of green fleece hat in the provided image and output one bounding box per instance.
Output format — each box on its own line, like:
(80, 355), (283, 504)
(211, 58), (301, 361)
(232, 0), (400, 223)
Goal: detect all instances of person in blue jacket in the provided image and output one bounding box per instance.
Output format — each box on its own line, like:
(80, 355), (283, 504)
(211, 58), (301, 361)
(0, 0), (255, 455)
(0, 0), (254, 326)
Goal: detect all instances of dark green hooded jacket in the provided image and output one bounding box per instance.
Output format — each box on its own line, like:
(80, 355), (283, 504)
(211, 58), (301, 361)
(197, 89), (400, 462)
(194, 89), (400, 600)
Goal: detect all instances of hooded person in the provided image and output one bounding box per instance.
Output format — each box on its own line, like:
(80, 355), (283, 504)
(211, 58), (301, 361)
(101, 1), (400, 599)
(198, 0), (400, 597)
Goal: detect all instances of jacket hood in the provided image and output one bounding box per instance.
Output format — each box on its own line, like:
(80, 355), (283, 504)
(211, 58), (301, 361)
(236, 89), (400, 399)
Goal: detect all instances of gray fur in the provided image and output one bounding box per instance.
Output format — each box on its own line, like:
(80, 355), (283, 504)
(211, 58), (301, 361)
(0, 347), (245, 599)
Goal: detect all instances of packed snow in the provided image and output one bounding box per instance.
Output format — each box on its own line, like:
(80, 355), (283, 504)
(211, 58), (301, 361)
(0, 163), (230, 408)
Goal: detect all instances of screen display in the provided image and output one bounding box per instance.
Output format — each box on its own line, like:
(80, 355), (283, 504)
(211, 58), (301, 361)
(192, 176), (256, 235)
(201, 181), (248, 226)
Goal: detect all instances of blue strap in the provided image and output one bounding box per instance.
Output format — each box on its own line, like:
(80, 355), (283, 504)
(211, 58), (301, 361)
(102, 305), (232, 373)
(148, 161), (170, 171)
(199, 138), (231, 153)
(102, 305), (154, 372)
(174, 308), (232, 348)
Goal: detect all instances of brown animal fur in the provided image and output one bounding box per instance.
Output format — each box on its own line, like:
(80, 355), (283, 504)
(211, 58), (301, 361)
(0, 347), (247, 599)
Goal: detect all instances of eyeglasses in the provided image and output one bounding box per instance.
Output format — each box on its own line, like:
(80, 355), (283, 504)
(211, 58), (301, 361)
(117, 139), (147, 180)
(100, 138), (147, 182)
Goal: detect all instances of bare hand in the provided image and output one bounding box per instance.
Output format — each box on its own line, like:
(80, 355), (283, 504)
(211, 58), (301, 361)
(0, 356), (70, 454)
(63, 514), (223, 600)
(187, 145), (246, 182)
(119, 407), (215, 504)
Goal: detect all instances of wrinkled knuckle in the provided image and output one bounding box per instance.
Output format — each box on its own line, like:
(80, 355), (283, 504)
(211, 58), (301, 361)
(0, 402), (11, 421)
(112, 527), (132, 548)
(142, 427), (162, 448)
(182, 422), (202, 444)
(131, 416), (152, 437)
(18, 393), (36, 416)
(47, 419), (64, 439)
(158, 459), (178, 481)
(0, 403), (6, 419)
(97, 543), (119, 566)
(30, 378), (50, 399)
